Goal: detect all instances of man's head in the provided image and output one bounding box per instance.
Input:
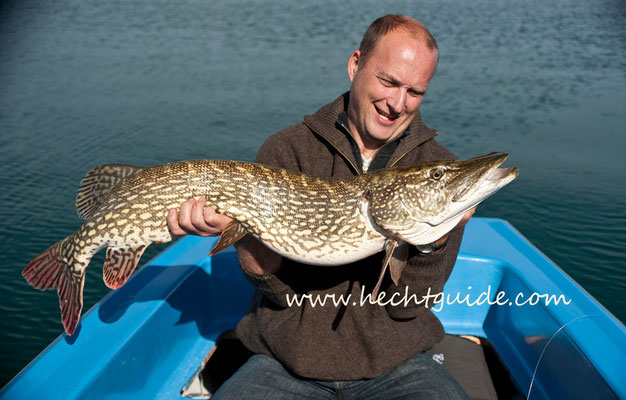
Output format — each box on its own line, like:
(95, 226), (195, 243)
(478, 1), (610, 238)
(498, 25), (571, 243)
(347, 15), (439, 155)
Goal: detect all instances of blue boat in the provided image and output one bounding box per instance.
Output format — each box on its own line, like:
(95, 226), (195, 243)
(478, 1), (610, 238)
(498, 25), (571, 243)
(2, 218), (625, 399)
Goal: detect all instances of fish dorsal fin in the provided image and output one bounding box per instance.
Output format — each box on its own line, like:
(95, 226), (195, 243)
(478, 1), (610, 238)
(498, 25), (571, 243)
(103, 244), (148, 289)
(209, 220), (247, 256)
(75, 164), (142, 219)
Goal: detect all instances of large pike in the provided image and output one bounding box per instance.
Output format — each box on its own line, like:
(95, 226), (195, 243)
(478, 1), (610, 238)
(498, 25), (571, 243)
(23, 152), (518, 335)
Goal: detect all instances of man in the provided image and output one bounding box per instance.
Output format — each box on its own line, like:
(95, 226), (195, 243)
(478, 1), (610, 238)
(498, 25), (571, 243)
(168, 15), (472, 399)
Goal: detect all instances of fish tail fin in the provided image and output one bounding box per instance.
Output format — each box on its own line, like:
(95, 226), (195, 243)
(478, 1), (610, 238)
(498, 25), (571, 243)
(22, 240), (65, 290)
(23, 235), (89, 336)
(57, 263), (85, 336)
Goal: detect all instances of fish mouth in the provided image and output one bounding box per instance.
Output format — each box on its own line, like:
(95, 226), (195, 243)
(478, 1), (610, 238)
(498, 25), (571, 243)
(451, 152), (519, 203)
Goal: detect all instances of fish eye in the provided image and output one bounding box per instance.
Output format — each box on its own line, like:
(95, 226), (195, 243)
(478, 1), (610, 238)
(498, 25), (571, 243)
(429, 168), (444, 180)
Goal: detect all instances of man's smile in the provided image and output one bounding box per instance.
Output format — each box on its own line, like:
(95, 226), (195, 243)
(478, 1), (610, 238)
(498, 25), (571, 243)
(374, 105), (400, 123)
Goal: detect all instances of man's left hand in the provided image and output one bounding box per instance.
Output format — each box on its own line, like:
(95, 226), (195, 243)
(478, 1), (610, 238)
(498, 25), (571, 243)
(433, 206), (476, 247)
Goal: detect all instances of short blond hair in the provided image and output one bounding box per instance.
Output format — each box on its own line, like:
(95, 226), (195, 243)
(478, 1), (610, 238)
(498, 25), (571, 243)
(358, 15), (438, 67)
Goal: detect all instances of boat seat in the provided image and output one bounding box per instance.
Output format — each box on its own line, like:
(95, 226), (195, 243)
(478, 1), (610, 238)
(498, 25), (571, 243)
(193, 332), (520, 399)
(427, 334), (521, 399)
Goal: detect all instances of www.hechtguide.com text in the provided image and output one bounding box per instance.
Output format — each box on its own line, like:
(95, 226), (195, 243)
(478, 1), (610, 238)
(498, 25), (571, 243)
(285, 285), (571, 311)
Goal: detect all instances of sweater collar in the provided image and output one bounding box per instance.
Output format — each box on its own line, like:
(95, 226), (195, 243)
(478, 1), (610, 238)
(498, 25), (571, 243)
(303, 92), (438, 173)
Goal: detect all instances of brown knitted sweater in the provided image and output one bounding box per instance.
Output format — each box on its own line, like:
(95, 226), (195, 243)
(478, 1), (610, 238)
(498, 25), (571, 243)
(236, 92), (466, 380)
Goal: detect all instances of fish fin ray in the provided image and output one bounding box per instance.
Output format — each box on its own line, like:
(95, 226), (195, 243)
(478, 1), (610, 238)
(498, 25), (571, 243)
(24, 231), (101, 335)
(209, 220), (247, 256)
(389, 242), (409, 285)
(75, 164), (143, 219)
(372, 239), (398, 298)
(57, 266), (85, 336)
(22, 241), (65, 290)
(103, 244), (148, 289)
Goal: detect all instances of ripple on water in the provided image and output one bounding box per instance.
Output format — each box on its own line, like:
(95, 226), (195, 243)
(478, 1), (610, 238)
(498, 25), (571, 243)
(2, 0), (626, 388)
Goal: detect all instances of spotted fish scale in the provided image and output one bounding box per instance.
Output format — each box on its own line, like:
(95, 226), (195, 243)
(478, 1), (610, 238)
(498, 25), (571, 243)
(22, 154), (518, 335)
(199, 161), (383, 263)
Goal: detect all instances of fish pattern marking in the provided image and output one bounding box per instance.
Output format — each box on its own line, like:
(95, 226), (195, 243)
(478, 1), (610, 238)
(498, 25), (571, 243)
(22, 154), (518, 335)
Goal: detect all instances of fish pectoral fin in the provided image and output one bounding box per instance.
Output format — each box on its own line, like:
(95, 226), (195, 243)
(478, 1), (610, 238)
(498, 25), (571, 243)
(371, 239), (398, 299)
(75, 164), (143, 219)
(103, 244), (148, 290)
(389, 241), (409, 286)
(208, 220), (247, 256)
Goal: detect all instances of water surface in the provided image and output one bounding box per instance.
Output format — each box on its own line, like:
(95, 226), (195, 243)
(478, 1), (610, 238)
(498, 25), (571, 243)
(1, 0), (625, 386)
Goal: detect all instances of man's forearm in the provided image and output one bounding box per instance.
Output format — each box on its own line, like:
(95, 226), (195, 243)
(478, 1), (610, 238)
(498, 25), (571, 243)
(235, 235), (282, 275)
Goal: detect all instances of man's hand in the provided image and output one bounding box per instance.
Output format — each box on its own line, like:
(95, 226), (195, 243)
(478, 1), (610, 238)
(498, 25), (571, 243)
(458, 206), (476, 228)
(167, 198), (231, 237)
(167, 198), (280, 275)
(433, 206), (476, 247)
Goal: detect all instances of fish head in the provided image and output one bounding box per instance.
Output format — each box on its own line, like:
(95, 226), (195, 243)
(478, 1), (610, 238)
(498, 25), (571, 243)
(367, 152), (518, 245)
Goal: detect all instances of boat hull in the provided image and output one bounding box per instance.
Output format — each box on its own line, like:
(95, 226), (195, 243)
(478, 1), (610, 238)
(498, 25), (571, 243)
(2, 218), (625, 399)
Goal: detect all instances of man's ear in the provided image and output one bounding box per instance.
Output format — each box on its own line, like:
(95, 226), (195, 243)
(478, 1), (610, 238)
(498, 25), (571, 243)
(347, 50), (361, 83)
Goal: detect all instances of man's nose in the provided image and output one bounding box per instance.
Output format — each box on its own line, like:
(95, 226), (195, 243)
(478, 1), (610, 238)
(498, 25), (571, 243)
(387, 88), (406, 114)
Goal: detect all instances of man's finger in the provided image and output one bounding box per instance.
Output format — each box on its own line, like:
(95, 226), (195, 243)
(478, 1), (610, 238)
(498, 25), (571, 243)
(462, 207), (476, 222)
(190, 199), (215, 235)
(204, 206), (219, 225)
(178, 198), (203, 235)
(167, 208), (186, 235)
(204, 207), (233, 232)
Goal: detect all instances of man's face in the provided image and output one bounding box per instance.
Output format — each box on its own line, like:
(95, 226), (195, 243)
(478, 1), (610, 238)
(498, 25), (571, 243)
(347, 29), (438, 149)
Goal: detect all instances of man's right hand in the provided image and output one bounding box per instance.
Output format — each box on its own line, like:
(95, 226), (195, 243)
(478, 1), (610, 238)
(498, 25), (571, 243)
(167, 198), (231, 237)
(166, 198), (281, 275)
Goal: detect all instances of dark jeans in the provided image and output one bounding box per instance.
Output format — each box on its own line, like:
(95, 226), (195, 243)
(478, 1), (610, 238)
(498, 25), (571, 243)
(212, 352), (470, 399)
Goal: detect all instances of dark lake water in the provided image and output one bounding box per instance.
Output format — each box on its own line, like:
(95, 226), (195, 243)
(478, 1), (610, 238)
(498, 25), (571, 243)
(1, 0), (625, 387)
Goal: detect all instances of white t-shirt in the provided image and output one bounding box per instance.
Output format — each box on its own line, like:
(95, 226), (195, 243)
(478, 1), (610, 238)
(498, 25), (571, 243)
(361, 155), (373, 173)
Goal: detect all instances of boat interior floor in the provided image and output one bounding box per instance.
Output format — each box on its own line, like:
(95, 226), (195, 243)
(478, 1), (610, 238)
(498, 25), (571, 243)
(182, 331), (523, 399)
